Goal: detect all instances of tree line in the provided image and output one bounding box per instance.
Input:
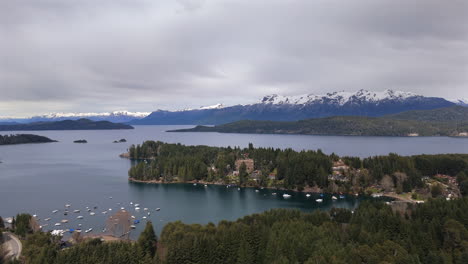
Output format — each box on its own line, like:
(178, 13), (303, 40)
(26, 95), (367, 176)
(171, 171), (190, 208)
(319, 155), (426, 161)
(0, 134), (56, 145)
(3, 198), (468, 263)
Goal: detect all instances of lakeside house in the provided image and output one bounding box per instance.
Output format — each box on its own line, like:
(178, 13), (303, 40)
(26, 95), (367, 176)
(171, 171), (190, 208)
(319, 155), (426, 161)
(235, 158), (255, 173)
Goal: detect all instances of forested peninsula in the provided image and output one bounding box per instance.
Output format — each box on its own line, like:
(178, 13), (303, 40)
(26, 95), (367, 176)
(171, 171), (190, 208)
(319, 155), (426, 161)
(169, 106), (468, 137)
(0, 134), (56, 145)
(0, 118), (133, 131)
(3, 198), (468, 263)
(126, 141), (468, 200)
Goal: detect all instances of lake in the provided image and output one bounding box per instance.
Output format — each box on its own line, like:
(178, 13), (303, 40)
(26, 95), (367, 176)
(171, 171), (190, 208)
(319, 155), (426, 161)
(0, 125), (467, 238)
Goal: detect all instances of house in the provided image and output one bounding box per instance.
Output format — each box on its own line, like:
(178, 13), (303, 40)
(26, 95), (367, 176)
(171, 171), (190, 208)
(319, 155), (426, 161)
(332, 159), (349, 172)
(268, 173), (276, 180)
(235, 158), (254, 173)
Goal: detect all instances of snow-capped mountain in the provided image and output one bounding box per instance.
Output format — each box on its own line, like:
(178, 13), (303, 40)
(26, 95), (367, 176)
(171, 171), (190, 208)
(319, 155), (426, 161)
(132, 89), (456, 125)
(2, 111), (150, 123)
(449, 98), (468, 107)
(260, 89), (418, 106)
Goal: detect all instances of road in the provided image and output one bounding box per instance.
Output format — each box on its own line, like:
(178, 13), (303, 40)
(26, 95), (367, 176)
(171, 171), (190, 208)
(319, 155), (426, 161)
(2, 232), (22, 260)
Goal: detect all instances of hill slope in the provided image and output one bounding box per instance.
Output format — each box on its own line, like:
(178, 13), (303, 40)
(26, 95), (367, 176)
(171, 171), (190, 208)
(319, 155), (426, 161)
(169, 107), (468, 137)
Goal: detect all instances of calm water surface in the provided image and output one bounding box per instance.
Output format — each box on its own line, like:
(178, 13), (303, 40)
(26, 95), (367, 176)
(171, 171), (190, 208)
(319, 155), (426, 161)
(0, 126), (466, 238)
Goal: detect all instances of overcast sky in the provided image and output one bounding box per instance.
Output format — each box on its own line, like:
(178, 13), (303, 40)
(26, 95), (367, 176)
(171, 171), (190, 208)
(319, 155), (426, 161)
(1, 0), (467, 117)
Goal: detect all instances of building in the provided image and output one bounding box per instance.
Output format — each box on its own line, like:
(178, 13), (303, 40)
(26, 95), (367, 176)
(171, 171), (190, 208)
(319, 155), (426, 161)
(235, 158), (254, 173)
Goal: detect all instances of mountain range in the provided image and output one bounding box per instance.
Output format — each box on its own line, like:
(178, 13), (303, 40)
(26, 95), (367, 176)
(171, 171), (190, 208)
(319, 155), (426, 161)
(131, 89), (460, 125)
(1, 90), (466, 125)
(0, 111), (150, 124)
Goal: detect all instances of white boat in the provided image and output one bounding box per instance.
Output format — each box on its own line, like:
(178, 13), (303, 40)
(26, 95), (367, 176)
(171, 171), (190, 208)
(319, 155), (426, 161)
(85, 228), (93, 233)
(130, 225), (136, 229)
(144, 208), (148, 211)
(204, 184), (208, 187)
(52, 210), (59, 214)
(109, 196), (113, 199)
(61, 219), (69, 223)
(121, 207), (125, 210)
(102, 211), (107, 214)
(73, 210), (80, 213)
(238, 188), (241, 191)
(65, 204), (71, 208)
(131, 215), (136, 219)
(135, 207), (141, 210)
(87, 209), (91, 212)
(156, 208), (160, 211)
(272, 193), (276, 195)
(148, 212), (151, 216)
(55, 223), (61, 226)
(332, 196), (338, 200)
(77, 216), (84, 219)
(193, 183), (197, 186)
(130, 202), (133, 205)
(89, 212), (96, 216)
(33, 214), (37, 218)
(44, 218), (51, 221)
(283, 194), (291, 198)
(255, 190), (259, 192)
(108, 208), (112, 211)
(78, 224), (82, 227)
(306, 194), (311, 197)
(316, 199), (323, 202)
(142, 216), (147, 219)
(135, 204), (140, 207)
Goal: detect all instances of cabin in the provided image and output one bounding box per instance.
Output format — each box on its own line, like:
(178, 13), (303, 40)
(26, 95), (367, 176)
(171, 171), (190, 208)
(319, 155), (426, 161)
(332, 159), (349, 172)
(235, 158), (254, 173)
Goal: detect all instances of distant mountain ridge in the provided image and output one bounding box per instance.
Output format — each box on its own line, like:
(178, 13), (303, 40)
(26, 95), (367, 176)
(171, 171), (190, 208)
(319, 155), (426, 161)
(132, 89), (457, 125)
(0, 119), (134, 131)
(1, 111), (149, 124)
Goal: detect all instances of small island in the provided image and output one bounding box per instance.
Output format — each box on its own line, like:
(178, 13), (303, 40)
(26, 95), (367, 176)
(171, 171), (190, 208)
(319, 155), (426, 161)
(113, 138), (127, 143)
(0, 134), (57, 145)
(73, 139), (88, 143)
(0, 118), (134, 131)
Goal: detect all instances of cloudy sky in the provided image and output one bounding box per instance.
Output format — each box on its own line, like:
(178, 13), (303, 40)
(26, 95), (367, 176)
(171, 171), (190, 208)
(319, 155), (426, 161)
(1, 0), (467, 117)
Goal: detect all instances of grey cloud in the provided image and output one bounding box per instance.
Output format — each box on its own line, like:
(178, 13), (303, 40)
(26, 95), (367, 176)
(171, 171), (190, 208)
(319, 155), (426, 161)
(0, 0), (467, 116)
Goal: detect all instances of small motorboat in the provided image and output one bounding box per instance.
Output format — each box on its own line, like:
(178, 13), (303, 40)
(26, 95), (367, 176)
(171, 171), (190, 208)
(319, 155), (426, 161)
(332, 196), (338, 200)
(131, 215), (136, 219)
(238, 188), (241, 191)
(33, 214), (38, 218)
(52, 210), (59, 214)
(77, 216), (84, 219)
(130, 225), (136, 229)
(134, 204), (140, 207)
(316, 199), (323, 203)
(109, 196), (113, 199)
(156, 208), (160, 211)
(108, 208), (112, 211)
(65, 204), (71, 208)
(272, 193), (276, 195)
(73, 210), (80, 213)
(121, 207), (125, 210)
(339, 195), (345, 199)
(204, 184), (208, 187)
(89, 212), (96, 216)
(283, 194), (291, 198)
(135, 207), (141, 210)
(61, 219), (69, 223)
(55, 223), (61, 226)
(255, 190), (259, 193)
(85, 228), (93, 233)
(44, 218), (51, 221)
(144, 208), (148, 211)
(193, 183), (197, 186)
(102, 211), (108, 214)
(306, 194), (311, 197)
(142, 216), (147, 219)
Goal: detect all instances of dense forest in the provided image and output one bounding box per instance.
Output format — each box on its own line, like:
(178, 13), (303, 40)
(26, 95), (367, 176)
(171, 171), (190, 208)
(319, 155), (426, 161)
(0, 134), (56, 145)
(0, 119), (133, 131)
(127, 141), (468, 196)
(169, 106), (468, 136)
(2, 198), (468, 263)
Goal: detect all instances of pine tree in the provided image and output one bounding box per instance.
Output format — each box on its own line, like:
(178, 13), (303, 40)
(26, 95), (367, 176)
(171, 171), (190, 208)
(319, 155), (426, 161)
(138, 221), (158, 258)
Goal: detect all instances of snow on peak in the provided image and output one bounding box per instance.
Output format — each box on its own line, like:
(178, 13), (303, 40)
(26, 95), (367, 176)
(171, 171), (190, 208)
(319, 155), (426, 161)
(260, 89), (419, 106)
(448, 98), (468, 106)
(199, 103), (224, 110)
(38, 111), (150, 119)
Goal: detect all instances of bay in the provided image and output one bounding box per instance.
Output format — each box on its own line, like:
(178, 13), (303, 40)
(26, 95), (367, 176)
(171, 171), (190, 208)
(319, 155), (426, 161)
(0, 125), (466, 238)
